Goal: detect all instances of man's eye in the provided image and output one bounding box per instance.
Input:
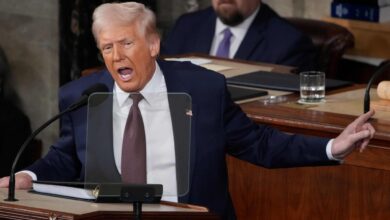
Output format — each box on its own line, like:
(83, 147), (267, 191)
(102, 46), (112, 53)
(124, 41), (133, 48)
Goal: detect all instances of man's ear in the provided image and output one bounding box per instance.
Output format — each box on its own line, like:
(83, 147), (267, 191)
(149, 33), (160, 57)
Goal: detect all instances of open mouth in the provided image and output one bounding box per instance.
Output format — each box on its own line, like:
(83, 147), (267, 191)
(117, 67), (133, 81)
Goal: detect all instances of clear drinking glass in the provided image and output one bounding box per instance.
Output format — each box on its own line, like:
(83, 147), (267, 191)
(299, 71), (325, 103)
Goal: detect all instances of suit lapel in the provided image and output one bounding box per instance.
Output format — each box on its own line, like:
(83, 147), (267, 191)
(159, 61), (197, 202)
(234, 6), (268, 60)
(85, 93), (121, 182)
(84, 71), (121, 182)
(194, 9), (217, 54)
(167, 93), (194, 201)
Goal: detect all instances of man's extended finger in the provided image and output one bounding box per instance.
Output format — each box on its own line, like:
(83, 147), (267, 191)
(354, 110), (375, 127)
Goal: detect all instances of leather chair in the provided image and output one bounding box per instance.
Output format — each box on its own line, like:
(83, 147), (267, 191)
(287, 17), (355, 79)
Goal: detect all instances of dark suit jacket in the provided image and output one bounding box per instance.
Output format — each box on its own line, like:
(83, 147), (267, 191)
(162, 4), (317, 72)
(27, 60), (334, 219)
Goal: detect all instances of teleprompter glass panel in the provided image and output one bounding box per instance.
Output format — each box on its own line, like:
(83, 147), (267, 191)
(85, 92), (191, 198)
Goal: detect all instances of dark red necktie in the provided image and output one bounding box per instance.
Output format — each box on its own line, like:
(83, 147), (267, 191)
(121, 93), (146, 184)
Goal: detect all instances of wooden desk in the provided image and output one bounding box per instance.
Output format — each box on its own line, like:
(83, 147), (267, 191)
(164, 53), (296, 75)
(228, 85), (390, 220)
(0, 189), (217, 220)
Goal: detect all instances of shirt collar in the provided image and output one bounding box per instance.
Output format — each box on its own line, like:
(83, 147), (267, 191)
(114, 62), (166, 107)
(215, 5), (260, 38)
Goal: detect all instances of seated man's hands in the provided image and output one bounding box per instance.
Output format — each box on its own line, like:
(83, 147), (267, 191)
(0, 173), (33, 189)
(332, 109), (376, 160)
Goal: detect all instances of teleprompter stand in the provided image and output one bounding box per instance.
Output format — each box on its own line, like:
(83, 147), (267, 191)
(95, 184), (163, 220)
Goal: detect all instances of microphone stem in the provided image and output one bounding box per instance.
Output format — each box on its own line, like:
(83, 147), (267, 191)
(6, 108), (71, 201)
(4, 83), (107, 201)
(364, 61), (390, 113)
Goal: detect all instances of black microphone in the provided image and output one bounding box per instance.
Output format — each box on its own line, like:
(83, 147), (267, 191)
(5, 83), (109, 201)
(364, 61), (390, 113)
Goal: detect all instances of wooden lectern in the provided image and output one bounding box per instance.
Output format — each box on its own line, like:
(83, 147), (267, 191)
(0, 189), (218, 220)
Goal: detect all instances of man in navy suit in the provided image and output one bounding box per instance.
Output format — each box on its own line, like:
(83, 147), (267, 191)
(162, 0), (317, 72)
(0, 2), (375, 219)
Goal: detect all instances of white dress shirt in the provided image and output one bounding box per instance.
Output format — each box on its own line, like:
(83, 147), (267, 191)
(112, 62), (178, 202)
(210, 6), (260, 58)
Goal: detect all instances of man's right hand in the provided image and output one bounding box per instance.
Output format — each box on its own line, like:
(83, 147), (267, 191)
(0, 173), (33, 189)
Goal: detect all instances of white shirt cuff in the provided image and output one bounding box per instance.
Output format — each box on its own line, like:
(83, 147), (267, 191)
(17, 170), (37, 181)
(326, 139), (343, 162)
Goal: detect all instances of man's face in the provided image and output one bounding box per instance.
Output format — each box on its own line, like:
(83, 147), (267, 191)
(98, 23), (160, 92)
(212, 0), (261, 26)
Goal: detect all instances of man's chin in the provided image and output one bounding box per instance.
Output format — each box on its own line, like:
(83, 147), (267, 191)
(216, 4), (244, 26)
(117, 82), (140, 93)
(217, 10), (244, 26)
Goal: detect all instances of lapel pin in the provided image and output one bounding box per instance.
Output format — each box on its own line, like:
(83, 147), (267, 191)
(185, 109), (193, 116)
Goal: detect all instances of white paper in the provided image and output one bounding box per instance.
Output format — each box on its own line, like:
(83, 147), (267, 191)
(164, 57), (212, 65)
(32, 182), (95, 200)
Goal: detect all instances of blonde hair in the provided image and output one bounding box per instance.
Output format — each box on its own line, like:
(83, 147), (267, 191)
(92, 2), (157, 45)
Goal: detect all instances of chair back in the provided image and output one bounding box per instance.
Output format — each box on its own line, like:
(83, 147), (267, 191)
(287, 17), (354, 79)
